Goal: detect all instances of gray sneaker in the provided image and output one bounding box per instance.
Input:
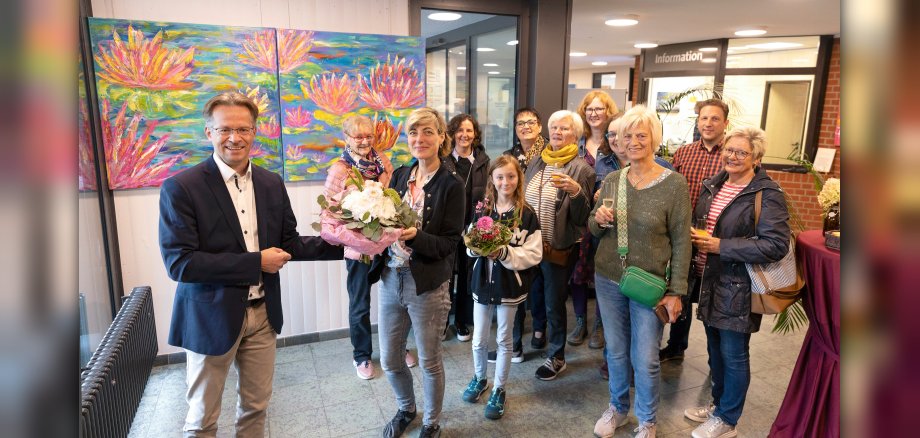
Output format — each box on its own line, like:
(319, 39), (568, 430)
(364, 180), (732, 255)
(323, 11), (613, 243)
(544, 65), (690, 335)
(593, 405), (629, 438)
(567, 316), (587, 346)
(633, 422), (657, 438)
(588, 319), (605, 349)
(691, 416), (737, 438)
(684, 404), (715, 423)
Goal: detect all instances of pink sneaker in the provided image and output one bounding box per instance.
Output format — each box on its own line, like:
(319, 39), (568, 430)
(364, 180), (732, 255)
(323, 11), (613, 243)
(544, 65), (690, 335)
(405, 350), (418, 368)
(355, 360), (375, 380)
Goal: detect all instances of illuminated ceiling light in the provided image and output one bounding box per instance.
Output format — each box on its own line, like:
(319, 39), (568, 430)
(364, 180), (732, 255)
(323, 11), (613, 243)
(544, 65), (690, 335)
(746, 42), (804, 50)
(735, 26), (767, 36)
(698, 47), (718, 52)
(633, 42), (658, 49)
(488, 71), (500, 74)
(605, 14), (639, 27)
(427, 12), (462, 21)
(457, 66), (466, 70)
(476, 47), (495, 52)
(592, 61), (608, 66)
(701, 58), (717, 63)
(507, 40), (519, 46)
(483, 63), (498, 67)
(570, 51), (588, 57)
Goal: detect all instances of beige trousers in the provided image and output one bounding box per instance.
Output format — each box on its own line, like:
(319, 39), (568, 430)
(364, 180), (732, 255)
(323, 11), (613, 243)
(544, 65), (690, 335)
(183, 303), (276, 438)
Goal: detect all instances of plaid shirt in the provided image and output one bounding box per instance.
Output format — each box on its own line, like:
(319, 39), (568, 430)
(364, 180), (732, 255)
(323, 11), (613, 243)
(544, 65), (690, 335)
(671, 140), (724, 212)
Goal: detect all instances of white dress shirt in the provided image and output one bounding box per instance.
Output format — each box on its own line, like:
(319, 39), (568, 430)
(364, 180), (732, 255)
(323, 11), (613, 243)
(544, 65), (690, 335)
(213, 153), (263, 300)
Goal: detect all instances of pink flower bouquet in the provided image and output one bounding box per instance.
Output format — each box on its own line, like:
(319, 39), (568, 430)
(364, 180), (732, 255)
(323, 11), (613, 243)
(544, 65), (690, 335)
(463, 215), (513, 257)
(313, 167), (418, 263)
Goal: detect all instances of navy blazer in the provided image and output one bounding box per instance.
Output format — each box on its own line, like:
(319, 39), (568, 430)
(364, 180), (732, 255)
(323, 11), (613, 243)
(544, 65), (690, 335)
(159, 156), (343, 355)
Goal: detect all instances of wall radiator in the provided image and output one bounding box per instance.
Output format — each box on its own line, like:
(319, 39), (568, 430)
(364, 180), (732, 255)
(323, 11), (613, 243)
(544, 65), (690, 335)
(80, 286), (158, 438)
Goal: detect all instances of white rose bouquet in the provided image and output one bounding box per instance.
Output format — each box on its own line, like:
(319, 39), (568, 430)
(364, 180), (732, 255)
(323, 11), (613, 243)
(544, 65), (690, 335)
(817, 178), (840, 212)
(313, 167), (419, 263)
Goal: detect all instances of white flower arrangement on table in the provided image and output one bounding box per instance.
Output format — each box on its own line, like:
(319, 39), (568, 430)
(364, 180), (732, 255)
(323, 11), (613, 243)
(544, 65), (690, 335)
(313, 167), (419, 263)
(817, 178), (840, 212)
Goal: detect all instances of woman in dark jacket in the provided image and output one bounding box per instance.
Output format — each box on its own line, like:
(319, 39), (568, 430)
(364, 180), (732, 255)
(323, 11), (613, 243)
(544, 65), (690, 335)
(443, 114), (491, 341)
(683, 127), (790, 438)
(372, 107), (465, 438)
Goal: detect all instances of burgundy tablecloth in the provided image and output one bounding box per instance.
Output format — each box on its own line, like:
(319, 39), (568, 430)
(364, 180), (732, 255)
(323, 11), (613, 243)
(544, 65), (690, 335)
(770, 230), (840, 437)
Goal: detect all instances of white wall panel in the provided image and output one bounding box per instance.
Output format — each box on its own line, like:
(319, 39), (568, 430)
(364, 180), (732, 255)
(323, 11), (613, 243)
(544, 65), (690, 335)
(92, 0), (409, 355)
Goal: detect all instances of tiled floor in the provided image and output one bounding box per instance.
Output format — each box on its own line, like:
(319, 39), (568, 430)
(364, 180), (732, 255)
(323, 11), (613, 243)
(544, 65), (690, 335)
(129, 302), (805, 437)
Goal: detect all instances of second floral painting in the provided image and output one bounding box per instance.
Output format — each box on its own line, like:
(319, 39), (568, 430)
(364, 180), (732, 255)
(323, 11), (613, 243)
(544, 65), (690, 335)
(88, 18), (424, 188)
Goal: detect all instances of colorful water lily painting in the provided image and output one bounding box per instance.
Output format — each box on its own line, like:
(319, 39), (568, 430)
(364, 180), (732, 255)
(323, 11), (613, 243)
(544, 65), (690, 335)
(87, 18), (424, 189)
(277, 30), (423, 181)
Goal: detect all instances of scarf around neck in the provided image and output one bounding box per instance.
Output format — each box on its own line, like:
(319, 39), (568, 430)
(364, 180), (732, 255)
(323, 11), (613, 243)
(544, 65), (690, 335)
(342, 146), (385, 181)
(541, 143), (578, 166)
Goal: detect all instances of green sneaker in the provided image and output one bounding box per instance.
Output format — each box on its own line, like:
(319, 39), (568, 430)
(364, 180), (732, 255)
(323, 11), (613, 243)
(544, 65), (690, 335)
(484, 387), (506, 420)
(462, 376), (489, 403)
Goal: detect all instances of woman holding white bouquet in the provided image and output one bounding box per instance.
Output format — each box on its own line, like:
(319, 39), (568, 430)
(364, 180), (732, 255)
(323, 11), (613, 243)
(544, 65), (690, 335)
(369, 107), (465, 438)
(322, 115), (398, 381)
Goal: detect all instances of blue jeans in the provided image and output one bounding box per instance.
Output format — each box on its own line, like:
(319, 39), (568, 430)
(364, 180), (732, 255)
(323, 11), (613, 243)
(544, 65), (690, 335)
(595, 273), (664, 424)
(378, 267), (451, 427)
(345, 259), (373, 362)
(472, 303), (516, 388)
(705, 324), (752, 426)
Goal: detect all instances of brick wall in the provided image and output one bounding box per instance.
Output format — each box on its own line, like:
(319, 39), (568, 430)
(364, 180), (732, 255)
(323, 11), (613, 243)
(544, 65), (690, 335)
(632, 55), (640, 105)
(769, 37), (840, 231)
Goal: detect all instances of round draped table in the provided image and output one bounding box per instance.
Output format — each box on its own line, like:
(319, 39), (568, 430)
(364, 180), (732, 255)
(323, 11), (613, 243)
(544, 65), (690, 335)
(770, 230), (840, 437)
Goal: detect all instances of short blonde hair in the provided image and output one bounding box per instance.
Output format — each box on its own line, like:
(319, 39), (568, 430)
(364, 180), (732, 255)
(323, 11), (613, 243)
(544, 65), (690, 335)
(547, 110), (584, 140)
(203, 92), (259, 125)
(723, 126), (767, 162)
(405, 107), (451, 157)
(617, 105), (662, 150)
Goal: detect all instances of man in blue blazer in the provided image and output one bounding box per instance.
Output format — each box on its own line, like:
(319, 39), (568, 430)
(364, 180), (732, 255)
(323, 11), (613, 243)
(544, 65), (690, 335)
(159, 92), (342, 437)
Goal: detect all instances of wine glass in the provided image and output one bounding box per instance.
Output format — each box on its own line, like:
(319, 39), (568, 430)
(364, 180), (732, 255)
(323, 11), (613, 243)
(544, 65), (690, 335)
(601, 198), (614, 228)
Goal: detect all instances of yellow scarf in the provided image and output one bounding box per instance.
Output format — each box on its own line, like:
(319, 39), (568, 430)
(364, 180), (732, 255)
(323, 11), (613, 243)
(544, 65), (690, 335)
(541, 143), (578, 166)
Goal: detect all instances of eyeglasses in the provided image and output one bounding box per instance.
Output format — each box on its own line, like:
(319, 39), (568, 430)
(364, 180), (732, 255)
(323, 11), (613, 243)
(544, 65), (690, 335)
(211, 127), (255, 137)
(516, 119), (538, 128)
(348, 134), (375, 143)
(723, 148), (751, 159)
(604, 132), (617, 139)
(585, 107), (607, 115)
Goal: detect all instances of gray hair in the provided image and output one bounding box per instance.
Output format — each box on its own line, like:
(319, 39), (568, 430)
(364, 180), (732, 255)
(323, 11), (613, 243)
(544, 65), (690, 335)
(723, 126), (767, 162)
(342, 115), (373, 136)
(547, 110), (584, 140)
(617, 105), (662, 149)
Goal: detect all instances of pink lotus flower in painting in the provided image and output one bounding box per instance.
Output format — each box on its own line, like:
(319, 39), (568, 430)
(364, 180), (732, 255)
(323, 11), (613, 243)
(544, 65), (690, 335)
(306, 73), (359, 115)
(238, 30), (277, 71)
(100, 99), (185, 189)
(79, 98), (97, 191)
(286, 145), (305, 161)
(95, 25), (195, 90)
(258, 116), (280, 139)
(285, 106), (313, 128)
(277, 29), (315, 73)
(359, 55), (424, 110)
(249, 143), (268, 159)
(242, 86), (271, 116)
(373, 112), (402, 152)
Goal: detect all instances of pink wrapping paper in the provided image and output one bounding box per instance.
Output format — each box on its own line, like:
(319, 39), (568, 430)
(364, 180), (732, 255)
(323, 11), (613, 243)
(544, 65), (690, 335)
(319, 213), (401, 257)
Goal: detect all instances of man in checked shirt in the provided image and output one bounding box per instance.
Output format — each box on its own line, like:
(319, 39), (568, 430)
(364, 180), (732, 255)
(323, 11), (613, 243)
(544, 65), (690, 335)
(659, 98), (730, 363)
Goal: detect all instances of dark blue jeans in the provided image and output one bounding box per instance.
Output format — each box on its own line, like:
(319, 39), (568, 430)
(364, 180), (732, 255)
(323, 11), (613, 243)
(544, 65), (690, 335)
(510, 270), (545, 351)
(705, 324), (752, 426)
(665, 274), (701, 351)
(345, 259), (373, 362)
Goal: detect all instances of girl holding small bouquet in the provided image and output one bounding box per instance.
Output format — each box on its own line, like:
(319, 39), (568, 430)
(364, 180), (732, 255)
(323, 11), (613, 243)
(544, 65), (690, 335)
(461, 155), (543, 420)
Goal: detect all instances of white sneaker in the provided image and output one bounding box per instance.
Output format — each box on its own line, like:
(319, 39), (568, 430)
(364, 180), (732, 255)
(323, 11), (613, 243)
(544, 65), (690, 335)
(633, 422), (656, 438)
(593, 405), (628, 438)
(692, 416), (737, 438)
(684, 403), (715, 422)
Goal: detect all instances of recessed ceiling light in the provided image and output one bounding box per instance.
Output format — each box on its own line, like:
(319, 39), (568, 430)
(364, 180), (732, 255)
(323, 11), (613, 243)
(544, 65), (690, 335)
(746, 42), (804, 50)
(592, 61), (608, 66)
(570, 51), (588, 57)
(735, 27), (767, 37)
(698, 47), (718, 52)
(457, 66), (466, 70)
(701, 58), (717, 64)
(476, 47), (495, 52)
(483, 63), (498, 67)
(633, 42), (658, 49)
(507, 40), (519, 46)
(488, 71), (500, 75)
(427, 12), (462, 21)
(605, 14), (639, 27)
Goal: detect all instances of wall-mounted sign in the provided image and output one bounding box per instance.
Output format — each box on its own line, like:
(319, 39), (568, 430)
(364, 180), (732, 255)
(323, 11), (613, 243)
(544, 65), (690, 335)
(642, 40), (722, 74)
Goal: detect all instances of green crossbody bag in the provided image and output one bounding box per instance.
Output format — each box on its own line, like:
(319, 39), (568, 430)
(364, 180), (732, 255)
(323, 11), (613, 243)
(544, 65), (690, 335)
(616, 168), (669, 309)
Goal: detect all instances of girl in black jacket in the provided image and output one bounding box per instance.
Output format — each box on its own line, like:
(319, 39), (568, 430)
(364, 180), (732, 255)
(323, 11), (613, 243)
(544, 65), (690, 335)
(460, 155), (542, 420)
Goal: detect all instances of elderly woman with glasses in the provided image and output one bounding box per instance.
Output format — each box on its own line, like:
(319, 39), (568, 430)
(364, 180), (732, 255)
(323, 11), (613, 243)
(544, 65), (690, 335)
(682, 127), (790, 438)
(589, 105), (691, 438)
(322, 115), (395, 380)
(523, 109), (595, 381)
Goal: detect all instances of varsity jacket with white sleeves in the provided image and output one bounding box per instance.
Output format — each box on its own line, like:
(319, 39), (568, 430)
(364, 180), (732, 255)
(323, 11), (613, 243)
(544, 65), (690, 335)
(467, 204), (543, 306)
